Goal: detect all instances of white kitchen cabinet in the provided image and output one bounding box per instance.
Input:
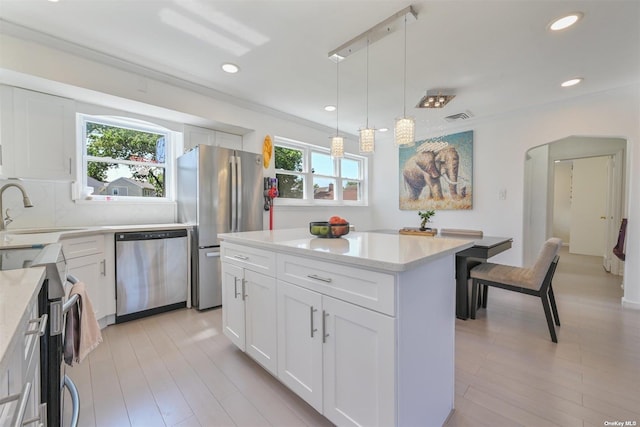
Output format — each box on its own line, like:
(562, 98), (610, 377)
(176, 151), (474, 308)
(183, 124), (242, 152)
(220, 230), (461, 427)
(215, 131), (242, 150)
(221, 262), (246, 350)
(221, 243), (277, 375)
(322, 295), (395, 427)
(0, 85), (75, 180)
(61, 234), (108, 327)
(183, 124), (215, 151)
(276, 280), (323, 411)
(0, 288), (46, 427)
(277, 279), (395, 427)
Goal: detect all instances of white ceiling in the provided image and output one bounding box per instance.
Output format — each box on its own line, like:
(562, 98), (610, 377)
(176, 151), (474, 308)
(1, 0), (639, 139)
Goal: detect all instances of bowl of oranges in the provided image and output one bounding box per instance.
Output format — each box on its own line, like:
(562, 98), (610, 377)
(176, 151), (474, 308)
(309, 216), (350, 238)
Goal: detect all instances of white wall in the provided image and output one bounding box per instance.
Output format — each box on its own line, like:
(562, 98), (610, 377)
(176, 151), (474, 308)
(552, 161), (572, 244)
(0, 34), (374, 230)
(1, 34), (638, 309)
(371, 84), (640, 308)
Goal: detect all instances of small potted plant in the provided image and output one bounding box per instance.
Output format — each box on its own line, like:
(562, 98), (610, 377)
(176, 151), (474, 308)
(418, 210), (436, 231)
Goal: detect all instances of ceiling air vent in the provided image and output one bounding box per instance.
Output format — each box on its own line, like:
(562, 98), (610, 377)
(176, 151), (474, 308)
(444, 111), (474, 122)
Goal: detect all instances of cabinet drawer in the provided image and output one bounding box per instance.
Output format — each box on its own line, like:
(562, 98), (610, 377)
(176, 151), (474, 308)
(61, 234), (105, 259)
(277, 254), (395, 315)
(222, 243), (275, 276)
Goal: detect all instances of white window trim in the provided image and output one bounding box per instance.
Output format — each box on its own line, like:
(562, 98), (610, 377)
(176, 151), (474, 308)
(274, 136), (368, 206)
(75, 114), (179, 203)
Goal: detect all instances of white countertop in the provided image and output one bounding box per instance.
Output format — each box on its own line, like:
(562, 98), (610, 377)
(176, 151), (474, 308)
(0, 267), (46, 375)
(0, 223), (191, 249)
(218, 229), (474, 272)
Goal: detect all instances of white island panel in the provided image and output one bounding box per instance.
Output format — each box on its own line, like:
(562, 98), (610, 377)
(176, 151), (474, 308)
(219, 229), (471, 426)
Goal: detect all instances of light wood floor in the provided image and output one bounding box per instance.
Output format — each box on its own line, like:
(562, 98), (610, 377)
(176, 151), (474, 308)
(65, 247), (640, 426)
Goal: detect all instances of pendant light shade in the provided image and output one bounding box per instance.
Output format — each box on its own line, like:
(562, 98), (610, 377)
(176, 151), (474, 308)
(394, 117), (415, 147)
(331, 136), (345, 157)
(394, 13), (415, 147)
(359, 128), (375, 153)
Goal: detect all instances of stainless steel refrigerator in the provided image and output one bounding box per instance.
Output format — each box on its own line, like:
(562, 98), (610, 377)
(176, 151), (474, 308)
(177, 145), (263, 310)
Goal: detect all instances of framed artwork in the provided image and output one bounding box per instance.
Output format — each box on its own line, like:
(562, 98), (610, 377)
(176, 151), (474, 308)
(399, 130), (473, 210)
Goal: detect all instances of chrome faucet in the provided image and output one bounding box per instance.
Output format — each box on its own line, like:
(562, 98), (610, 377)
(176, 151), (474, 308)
(0, 183), (34, 231)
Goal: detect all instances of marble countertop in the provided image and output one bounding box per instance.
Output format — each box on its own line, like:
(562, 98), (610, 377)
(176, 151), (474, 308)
(0, 267), (46, 376)
(218, 229), (474, 272)
(0, 223), (191, 249)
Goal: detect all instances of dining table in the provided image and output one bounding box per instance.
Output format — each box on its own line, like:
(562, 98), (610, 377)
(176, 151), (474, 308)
(452, 236), (513, 319)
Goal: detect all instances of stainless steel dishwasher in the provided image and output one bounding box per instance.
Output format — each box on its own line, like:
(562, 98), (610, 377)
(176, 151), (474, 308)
(115, 229), (188, 323)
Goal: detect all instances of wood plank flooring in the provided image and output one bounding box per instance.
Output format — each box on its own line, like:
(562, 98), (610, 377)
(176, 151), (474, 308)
(65, 247), (640, 426)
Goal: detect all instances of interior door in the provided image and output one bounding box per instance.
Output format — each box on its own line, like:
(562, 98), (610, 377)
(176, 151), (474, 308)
(569, 156), (610, 257)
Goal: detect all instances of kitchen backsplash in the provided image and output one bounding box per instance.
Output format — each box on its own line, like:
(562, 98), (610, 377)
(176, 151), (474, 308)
(0, 179), (175, 228)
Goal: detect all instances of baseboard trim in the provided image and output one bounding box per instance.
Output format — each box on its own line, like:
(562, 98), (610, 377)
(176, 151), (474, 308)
(621, 297), (640, 310)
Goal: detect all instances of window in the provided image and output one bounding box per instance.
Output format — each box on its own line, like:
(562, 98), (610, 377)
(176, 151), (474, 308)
(274, 137), (367, 205)
(78, 114), (174, 201)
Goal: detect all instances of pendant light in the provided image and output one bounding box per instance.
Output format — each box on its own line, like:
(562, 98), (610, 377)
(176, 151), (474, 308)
(359, 38), (375, 154)
(330, 58), (344, 158)
(394, 14), (415, 147)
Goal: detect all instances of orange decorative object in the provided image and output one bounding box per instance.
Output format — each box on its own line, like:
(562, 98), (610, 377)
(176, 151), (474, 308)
(262, 135), (273, 168)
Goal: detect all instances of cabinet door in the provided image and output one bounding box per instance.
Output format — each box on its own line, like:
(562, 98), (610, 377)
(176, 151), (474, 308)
(215, 131), (242, 150)
(244, 270), (277, 375)
(221, 262), (245, 350)
(12, 87), (75, 180)
(183, 124), (215, 151)
(276, 281), (323, 412)
(322, 296), (396, 427)
(66, 253), (104, 321)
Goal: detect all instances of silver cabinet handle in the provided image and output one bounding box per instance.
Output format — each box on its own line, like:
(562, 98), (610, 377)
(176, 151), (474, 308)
(100, 259), (106, 276)
(307, 274), (332, 283)
(206, 252), (221, 258)
(241, 278), (247, 300)
(310, 306), (318, 338)
(26, 313), (48, 336)
(234, 277), (240, 299)
(68, 157), (72, 175)
(322, 310), (329, 343)
(234, 254), (249, 260)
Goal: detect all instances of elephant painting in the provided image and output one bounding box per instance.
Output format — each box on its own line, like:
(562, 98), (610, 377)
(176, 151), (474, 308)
(402, 146), (467, 201)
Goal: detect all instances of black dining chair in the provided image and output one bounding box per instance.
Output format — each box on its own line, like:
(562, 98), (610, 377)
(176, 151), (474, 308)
(469, 237), (562, 343)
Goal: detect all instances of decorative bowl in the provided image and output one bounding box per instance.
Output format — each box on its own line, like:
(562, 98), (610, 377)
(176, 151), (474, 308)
(309, 221), (350, 238)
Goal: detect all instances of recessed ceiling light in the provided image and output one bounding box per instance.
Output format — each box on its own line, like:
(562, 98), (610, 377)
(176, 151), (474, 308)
(324, 105), (336, 112)
(221, 63), (239, 73)
(549, 12), (583, 31)
(561, 78), (583, 87)
(378, 128), (389, 132)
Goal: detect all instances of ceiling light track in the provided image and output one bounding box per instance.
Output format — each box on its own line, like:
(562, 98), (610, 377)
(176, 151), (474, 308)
(328, 5), (417, 61)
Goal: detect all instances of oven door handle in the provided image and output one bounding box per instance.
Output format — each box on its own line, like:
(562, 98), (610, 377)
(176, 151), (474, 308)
(64, 375), (80, 427)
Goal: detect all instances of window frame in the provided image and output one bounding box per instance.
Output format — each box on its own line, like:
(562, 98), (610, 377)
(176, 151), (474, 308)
(76, 114), (177, 203)
(274, 136), (368, 206)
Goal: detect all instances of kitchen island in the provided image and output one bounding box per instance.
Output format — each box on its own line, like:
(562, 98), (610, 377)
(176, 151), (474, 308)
(218, 229), (473, 427)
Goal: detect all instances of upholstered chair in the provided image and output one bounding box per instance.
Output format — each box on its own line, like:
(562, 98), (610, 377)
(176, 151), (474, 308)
(469, 237), (562, 342)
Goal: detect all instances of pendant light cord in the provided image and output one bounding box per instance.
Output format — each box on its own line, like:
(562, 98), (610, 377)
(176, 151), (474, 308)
(336, 59), (340, 136)
(402, 14), (407, 118)
(366, 38), (369, 128)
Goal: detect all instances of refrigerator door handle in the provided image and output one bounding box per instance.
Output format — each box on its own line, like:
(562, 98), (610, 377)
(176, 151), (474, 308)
(230, 155), (237, 231)
(236, 154), (243, 230)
